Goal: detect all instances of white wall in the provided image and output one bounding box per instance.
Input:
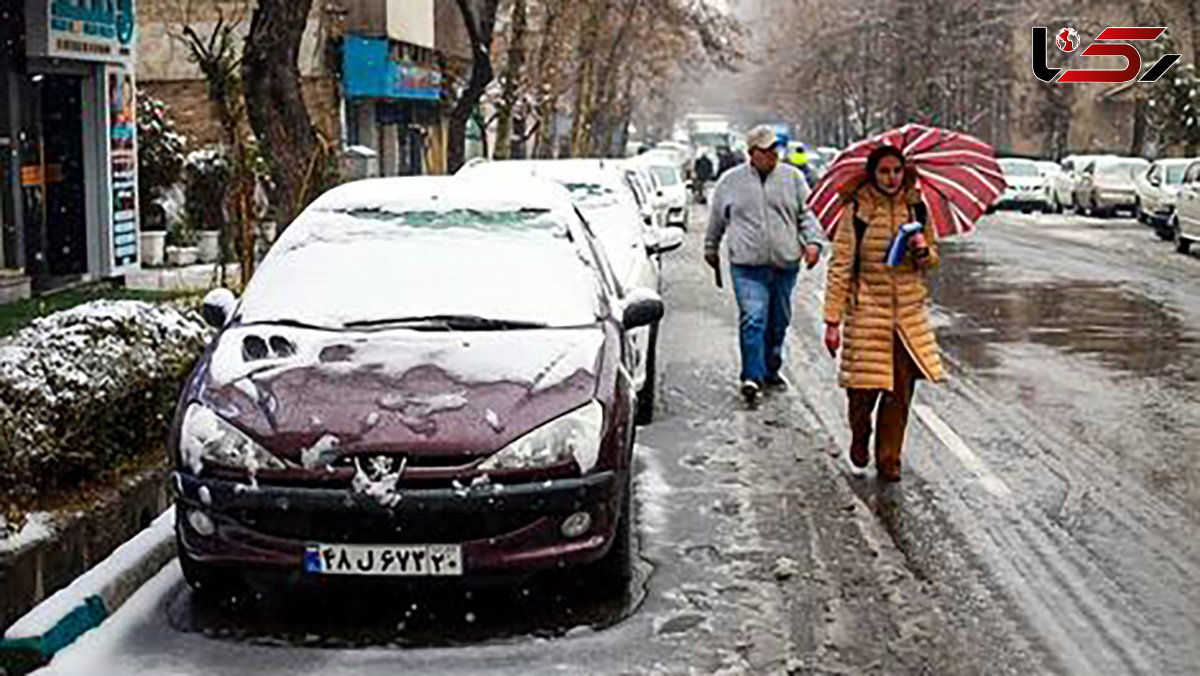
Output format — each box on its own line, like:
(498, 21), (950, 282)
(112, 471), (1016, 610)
(388, 0), (434, 49)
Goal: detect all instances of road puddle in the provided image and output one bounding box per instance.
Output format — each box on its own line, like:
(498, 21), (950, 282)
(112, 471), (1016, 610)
(932, 243), (1199, 382)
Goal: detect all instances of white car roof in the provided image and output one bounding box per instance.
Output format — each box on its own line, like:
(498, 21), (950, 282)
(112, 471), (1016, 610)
(309, 175), (578, 216)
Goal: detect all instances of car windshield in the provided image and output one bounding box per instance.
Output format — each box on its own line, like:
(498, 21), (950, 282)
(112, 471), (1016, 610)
(1000, 160), (1039, 177)
(561, 182), (623, 209)
(650, 166), (681, 186)
(237, 208), (603, 329)
(1099, 162), (1145, 180)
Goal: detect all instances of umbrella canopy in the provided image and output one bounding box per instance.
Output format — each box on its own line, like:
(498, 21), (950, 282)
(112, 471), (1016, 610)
(807, 125), (1007, 239)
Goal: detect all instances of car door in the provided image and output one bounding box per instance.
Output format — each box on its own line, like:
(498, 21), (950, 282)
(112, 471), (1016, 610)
(1056, 159), (1075, 204)
(574, 207), (651, 392)
(1074, 162), (1096, 206)
(1141, 164), (1159, 213)
(1178, 162), (1200, 238)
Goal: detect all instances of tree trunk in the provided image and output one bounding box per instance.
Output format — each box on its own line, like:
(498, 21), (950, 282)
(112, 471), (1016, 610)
(448, 0), (500, 172)
(493, 0), (527, 161)
(569, 2), (608, 157)
(242, 0), (331, 231)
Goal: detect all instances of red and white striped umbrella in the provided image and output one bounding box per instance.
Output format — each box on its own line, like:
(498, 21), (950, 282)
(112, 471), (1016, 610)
(807, 124), (1006, 239)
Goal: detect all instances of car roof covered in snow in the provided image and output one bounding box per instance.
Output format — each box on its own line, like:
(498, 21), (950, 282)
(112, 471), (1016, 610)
(308, 175), (578, 217)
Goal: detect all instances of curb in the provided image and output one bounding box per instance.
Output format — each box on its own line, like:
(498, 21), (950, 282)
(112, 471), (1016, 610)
(0, 507), (176, 674)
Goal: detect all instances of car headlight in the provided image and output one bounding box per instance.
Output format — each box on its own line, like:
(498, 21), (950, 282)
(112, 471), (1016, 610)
(478, 401), (604, 473)
(179, 403), (287, 474)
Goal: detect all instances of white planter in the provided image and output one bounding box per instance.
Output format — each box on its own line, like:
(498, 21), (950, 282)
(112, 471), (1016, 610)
(140, 231), (166, 267)
(165, 246), (199, 267)
(197, 231), (221, 264)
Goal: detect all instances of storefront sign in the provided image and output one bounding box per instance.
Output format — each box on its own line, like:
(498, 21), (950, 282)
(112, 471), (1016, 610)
(107, 66), (138, 269)
(343, 35), (442, 101)
(27, 0), (137, 64)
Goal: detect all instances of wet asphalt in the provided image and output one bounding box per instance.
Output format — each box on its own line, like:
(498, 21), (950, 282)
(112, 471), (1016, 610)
(37, 207), (1200, 675)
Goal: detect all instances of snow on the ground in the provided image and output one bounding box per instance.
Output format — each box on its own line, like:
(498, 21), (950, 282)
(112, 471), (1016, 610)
(4, 507), (174, 639)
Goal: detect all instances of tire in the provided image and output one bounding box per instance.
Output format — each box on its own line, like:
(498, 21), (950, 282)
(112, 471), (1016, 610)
(1134, 200), (1144, 223)
(584, 468), (634, 592)
(1176, 225), (1192, 254)
(635, 323), (659, 426)
(1090, 198), (1104, 218)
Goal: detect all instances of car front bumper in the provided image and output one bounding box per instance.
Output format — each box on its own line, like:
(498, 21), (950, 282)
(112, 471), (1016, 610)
(174, 470), (621, 577)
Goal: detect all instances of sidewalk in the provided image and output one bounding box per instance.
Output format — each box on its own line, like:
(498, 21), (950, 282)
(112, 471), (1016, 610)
(124, 263), (241, 293)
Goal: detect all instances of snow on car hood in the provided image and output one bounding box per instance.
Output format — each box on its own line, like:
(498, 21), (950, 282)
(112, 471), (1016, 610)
(202, 325), (607, 457)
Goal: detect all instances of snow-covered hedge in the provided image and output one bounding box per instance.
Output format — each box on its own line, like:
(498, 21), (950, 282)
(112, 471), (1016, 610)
(0, 301), (211, 498)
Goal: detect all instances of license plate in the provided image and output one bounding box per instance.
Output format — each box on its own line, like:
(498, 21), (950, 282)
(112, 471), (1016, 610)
(304, 544), (463, 577)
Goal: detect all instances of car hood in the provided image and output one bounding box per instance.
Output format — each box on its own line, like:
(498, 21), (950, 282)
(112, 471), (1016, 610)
(196, 324), (607, 462)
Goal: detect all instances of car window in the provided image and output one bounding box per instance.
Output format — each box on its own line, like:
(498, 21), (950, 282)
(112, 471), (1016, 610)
(649, 166), (681, 187)
(1166, 164), (1189, 184)
(574, 209), (624, 300)
(238, 207), (605, 329)
(1186, 163), (1200, 184)
(999, 160), (1039, 177)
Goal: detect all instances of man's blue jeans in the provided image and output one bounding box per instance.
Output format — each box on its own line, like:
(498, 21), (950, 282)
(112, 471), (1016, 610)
(731, 264), (800, 384)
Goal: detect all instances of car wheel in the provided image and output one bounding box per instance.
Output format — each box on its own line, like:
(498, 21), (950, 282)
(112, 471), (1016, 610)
(584, 468), (634, 592)
(1176, 220), (1193, 254)
(1090, 198), (1103, 218)
(1134, 200), (1145, 223)
(634, 322), (659, 426)
(1073, 199), (1086, 216)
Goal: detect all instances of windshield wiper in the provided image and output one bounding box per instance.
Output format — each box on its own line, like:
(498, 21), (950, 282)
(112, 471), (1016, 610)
(343, 315), (548, 331)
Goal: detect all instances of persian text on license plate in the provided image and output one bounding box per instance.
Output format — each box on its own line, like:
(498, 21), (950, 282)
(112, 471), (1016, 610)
(304, 544), (463, 577)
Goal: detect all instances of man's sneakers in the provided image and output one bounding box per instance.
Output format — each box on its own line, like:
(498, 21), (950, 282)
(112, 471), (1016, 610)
(740, 380), (761, 404)
(764, 375), (789, 392)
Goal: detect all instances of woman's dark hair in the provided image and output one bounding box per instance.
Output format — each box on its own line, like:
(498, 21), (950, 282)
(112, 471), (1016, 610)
(865, 145), (914, 192)
(838, 144), (915, 202)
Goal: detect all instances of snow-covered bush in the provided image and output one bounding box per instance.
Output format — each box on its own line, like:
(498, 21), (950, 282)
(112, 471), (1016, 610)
(0, 301), (211, 497)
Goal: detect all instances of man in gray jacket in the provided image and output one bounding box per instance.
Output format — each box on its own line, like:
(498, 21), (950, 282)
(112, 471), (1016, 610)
(704, 125), (824, 404)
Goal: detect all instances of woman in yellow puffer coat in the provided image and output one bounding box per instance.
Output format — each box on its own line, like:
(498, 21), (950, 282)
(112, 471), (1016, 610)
(823, 145), (943, 482)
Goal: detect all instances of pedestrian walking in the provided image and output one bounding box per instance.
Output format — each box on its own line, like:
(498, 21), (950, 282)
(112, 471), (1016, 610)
(717, 146), (739, 177)
(705, 125), (824, 405)
(694, 153), (715, 204)
(822, 145), (942, 482)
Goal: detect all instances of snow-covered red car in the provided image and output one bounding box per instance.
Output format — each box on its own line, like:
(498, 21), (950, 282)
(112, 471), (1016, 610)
(170, 176), (661, 594)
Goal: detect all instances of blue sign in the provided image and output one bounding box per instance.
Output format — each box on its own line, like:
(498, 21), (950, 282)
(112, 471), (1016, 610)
(42, 0), (136, 62)
(342, 36), (442, 102)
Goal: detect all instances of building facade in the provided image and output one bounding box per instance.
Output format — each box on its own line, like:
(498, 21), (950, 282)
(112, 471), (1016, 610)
(2, 0), (140, 296)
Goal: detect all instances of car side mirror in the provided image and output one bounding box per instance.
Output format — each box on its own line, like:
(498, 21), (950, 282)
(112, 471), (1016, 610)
(621, 288), (665, 330)
(647, 226), (685, 255)
(1150, 176), (1162, 187)
(202, 288), (238, 329)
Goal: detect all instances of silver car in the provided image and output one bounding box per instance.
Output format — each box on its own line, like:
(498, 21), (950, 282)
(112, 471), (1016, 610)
(1135, 158), (1194, 233)
(1170, 160), (1200, 254)
(1072, 157), (1149, 217)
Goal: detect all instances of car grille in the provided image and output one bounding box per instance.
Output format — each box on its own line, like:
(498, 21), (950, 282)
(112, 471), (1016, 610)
(228, 507), (541, 545)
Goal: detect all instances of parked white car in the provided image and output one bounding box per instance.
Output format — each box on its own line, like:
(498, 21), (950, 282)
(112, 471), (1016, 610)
(1170, 159), (1200, 254)
(633, 152), (692, 230)
(1050, 154), (1116, 213)
(624, 162), (669, 229)
(459, 159), (685, 423)
(1072, 157), (1149, 217)
(1135, 158), (1194, 233)
(995, 158), (1051, 213)
(1034, 161), (1063, 208)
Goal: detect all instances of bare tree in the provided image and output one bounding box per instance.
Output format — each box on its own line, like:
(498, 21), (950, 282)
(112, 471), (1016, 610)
(242, 0), (336, 231)
(448, 0), (501, 172)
